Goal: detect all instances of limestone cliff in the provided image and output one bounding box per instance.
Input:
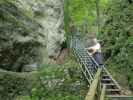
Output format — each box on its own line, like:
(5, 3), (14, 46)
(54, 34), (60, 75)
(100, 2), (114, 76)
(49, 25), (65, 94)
(0, 0), (65, 71)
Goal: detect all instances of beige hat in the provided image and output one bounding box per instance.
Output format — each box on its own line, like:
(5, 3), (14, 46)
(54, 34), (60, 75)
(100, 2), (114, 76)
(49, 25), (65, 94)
(88, 38), (98, 47)
(92, 38), (98, 44)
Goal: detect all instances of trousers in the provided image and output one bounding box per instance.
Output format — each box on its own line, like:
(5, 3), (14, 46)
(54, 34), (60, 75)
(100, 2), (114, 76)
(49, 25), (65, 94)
(93, 52), (103, 65)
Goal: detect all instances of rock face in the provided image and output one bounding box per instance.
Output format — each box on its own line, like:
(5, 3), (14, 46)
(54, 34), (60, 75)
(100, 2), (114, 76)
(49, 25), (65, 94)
(45, 0), (66, 59)
(0, 0), (65, 71)
(0, 0), (42, 72)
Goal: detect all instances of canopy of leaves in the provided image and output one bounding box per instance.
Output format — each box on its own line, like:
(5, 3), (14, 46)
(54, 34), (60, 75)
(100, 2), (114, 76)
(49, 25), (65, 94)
(64, 0), (109, 38)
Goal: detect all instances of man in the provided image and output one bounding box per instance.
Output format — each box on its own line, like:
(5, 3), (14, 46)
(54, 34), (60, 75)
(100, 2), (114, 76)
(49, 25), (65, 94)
(87, 38), (103, 66)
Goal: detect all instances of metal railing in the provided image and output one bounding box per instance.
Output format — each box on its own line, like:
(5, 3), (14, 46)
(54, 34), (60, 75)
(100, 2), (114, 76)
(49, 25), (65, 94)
(71, 35), (106, 100)
(72, 37), (97, 81)
(85, 68), (103, 100)
(71, 33), (133, 100)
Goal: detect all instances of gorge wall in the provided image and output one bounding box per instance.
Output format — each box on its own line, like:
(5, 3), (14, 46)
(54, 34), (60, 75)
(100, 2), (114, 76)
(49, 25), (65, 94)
(0, 0), (65, 72)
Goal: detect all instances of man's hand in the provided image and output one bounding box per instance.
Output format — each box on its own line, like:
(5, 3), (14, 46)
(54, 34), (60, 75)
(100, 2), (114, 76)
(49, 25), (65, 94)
(88, 48), (96, 54)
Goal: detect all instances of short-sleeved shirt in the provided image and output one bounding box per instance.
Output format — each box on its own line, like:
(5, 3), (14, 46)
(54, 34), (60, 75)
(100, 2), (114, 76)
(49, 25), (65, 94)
(89, 43), (101, 53)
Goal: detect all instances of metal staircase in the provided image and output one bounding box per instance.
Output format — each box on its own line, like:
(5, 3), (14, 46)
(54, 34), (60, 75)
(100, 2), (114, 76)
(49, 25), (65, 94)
(101, 67), (122, 96)
(71, 35), (122, 96)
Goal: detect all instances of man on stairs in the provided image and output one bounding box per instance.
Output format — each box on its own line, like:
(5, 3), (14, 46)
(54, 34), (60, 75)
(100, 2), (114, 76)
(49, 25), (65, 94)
(87, 38), (103, 67)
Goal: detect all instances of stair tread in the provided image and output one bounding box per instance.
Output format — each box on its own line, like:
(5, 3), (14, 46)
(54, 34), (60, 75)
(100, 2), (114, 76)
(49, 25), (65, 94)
(72, 39), (124, 98)
(103, 83), (116, 86)
(102, 78), (112, 81)
(106, 89), (121, 91)
(107, 95), (133, 98)
(102, 75), (110, 77)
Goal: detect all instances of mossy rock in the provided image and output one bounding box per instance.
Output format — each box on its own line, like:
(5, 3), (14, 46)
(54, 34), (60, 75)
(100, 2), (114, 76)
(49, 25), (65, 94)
(0, 0), (43, 72)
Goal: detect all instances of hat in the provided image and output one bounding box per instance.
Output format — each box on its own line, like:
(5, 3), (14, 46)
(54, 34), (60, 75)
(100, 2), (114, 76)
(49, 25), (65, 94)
(87, 38), (98, 47)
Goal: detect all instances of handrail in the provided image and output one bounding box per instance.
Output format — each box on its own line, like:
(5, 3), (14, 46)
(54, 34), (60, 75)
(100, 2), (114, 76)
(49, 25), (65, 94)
(71, 36), (125, 100)
(100, 84), (106, 100)
(71, 36), (106, 100)
(103, 67), (121, 90)
(85, 68), (102, 100)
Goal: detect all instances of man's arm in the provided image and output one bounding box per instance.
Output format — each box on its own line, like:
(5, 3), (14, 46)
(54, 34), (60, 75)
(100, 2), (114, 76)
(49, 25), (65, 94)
(88, 48), (96, 55)
(88, 43), (101, 53)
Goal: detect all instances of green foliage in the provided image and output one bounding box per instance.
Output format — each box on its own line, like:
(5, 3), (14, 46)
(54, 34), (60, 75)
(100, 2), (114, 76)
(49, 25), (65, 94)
(67, 0), (96, 25)
(100, 0), (133, 91)
(0, 70), (38, 100)
(18, 55), (86, 100)
(64, 0), (109, 39)
(0, 54), (85, 100)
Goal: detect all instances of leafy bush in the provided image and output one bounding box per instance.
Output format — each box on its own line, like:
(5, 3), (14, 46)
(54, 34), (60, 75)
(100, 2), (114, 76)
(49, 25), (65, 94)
(16, 55), (86, 100)
(100, 0), (133, 91)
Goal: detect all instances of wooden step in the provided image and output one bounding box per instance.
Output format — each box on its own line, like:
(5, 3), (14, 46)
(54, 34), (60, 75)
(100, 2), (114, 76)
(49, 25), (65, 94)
(106, 89), (121, 94)
(103, 84), (118, 89)
(102, 75), (110, 79)
(106, 89), (121, 92)
(101, 78), (112, 83)
(107, 95), (133, 100)
(106, 89), (121, 95)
